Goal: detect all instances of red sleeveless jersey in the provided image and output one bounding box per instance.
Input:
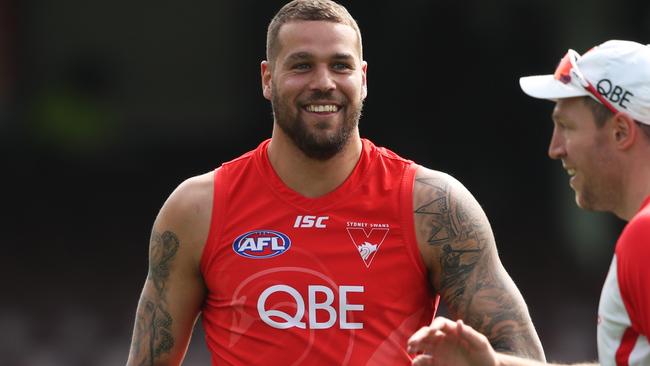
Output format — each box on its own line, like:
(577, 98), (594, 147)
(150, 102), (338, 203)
(200, 139), (437, 365)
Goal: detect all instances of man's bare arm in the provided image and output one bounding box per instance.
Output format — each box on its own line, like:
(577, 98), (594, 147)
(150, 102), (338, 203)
(127, 173), (213, 366)
(413, 167), (545, 360)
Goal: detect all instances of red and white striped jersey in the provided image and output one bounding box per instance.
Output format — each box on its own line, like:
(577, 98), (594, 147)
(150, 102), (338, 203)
(598, 196), (650, 366)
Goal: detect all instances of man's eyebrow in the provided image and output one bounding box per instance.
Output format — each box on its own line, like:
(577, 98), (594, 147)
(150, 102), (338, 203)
(332, 53), (354, 60)
(286, 52), (312, 62)
(285, 52), (355, 62)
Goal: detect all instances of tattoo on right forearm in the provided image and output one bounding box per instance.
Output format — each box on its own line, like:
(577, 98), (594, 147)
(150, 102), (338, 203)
(129, 230), (180, 365)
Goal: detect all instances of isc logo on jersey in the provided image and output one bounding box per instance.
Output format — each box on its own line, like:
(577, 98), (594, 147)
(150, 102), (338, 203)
(233, 230), (291, 259)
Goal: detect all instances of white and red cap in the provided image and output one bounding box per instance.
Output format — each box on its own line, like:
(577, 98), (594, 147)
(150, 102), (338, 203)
(519, 40), (650, 125)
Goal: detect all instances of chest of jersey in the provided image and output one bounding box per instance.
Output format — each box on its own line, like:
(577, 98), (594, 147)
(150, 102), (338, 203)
(200, 140), (434, 365)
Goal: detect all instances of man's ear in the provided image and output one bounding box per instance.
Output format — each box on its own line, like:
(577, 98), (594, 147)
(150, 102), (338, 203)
(361, 61), (368, 100)
(261, 61), (272, 101)
(612, 112), (637, 150)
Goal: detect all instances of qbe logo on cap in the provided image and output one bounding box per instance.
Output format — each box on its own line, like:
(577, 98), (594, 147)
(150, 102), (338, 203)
(233, 230), (291, 259)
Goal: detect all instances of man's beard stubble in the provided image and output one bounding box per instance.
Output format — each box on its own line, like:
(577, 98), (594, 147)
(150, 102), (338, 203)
(271, 89), (363, 161)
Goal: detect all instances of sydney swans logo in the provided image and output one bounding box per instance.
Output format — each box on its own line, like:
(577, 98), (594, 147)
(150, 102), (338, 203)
(345, 223), (390, 268)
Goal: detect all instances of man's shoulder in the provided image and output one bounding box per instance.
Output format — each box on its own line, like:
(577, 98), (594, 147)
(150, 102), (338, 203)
(413, 166), (467, 193)
(412, 166), (485, 219)
(617, 208), (650, 257)
(181, 170), (214, 190)
(167, 140), (267, 214)
(153, 171), (215, 256)
(162, 171), (215, 222)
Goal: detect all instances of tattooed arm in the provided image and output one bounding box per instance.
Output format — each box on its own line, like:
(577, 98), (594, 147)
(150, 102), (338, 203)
(412, 167), (545, 361)
(127, 172), (213, 366)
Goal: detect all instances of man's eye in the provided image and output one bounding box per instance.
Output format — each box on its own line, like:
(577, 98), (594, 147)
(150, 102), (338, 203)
(332, 63), (351, 70)
(557, 122), (573, 131)
(294, 63), (311, 70)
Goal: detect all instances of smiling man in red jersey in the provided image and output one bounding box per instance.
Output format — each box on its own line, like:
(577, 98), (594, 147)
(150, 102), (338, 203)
(125, 1), (545, 365)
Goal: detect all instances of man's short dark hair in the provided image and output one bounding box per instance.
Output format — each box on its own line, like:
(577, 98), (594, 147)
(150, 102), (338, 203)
(266, 0), (362, 66)
(583, 96), (650, 139)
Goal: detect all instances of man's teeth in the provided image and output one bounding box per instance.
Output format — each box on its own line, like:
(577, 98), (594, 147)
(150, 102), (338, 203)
(567, 169), (576, 176)
(306, 105), (339, 113)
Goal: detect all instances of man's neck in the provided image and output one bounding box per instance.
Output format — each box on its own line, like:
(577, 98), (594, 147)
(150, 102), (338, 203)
(267, 126), (363, 198)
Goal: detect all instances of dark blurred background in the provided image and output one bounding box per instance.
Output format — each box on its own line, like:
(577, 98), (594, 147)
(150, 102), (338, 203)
(2, 0), (648, 364)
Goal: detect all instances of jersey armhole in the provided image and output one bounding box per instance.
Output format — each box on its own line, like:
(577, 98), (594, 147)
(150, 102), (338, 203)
(400, 163), (428, 277)
(200, 166), (227, 277)
(400, 163), (439, 317)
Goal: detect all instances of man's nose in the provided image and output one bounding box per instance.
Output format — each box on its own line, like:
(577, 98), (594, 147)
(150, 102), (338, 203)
(309, 65), (336, 92)
(548, 127), (566, 160)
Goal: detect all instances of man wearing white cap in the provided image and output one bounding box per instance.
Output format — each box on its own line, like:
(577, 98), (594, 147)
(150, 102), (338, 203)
(407, 39), (650, 366)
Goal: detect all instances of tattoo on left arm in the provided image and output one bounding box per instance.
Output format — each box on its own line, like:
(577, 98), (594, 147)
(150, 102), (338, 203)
(415, 176), (486, 310)
(415, 175), (544, 360)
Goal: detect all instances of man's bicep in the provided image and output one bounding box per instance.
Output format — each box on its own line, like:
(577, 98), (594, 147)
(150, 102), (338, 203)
(127, 228), (206, 366)
(413, 169), (493, 313)
(127, 174), (213, 366)
(413, 168), (544, 360)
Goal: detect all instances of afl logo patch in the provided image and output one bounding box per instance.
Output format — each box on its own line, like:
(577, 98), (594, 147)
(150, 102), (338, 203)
(233, 230), (291, 259)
